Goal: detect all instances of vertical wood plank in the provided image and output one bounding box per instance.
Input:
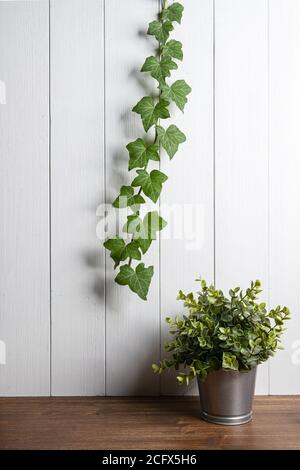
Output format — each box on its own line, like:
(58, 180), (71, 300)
(105, 0), (160, 396)
(0, 1), (50, 396)
(269, 0), (300, 394)
(215, 0), (269, 394)
(160, 0), (214, 395)
(51, 0), (105, 395)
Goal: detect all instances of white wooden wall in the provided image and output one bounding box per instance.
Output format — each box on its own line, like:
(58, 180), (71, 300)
(0, 0), (300, 396)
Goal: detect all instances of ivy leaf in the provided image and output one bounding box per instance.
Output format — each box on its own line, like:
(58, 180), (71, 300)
(123, 211), (167, 254)
(123, 214), (142, 235)
(115, 263), (154, 301)
(104, 1), (189, 299)
(123, 214), (152, 254)
(132, 169), (168, 203)
(132, 96), (170, 132)
(125, 240), (142, 261)
(157, 124), (186, 159)
(139, 211), (167, 254)
(162, 39), (183, 61)
(103, 237), (126, 267)
(161, 80), (192, 112)
(141, 56), (177, 85)
(123, 215), (153, 255)
(147, 20), (173, 44)
(126, 138), (159, 170)
(112, 185), (145, 208)
(104, 238), (141, 268)
(161, 2), (184, 24)
(143, 211), (167, 239)
(138, 238), (152, 255)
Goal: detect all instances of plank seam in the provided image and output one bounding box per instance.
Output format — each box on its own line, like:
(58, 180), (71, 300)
(213, 0), (216, 286)
(158, 0), (162, 397)
(48, 0), (52, 397)
(103, 0), (107, 397)
(267, 0), (271, 396)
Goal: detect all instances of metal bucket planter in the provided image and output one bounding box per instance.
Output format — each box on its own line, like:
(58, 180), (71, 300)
(197, 367), (257, 425)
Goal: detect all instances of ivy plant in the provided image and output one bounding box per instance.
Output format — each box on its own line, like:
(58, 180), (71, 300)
(104, 1), (191, 300)
(153, 279), (291, 384)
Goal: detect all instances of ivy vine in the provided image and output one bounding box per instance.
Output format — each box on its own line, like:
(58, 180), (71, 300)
(104, 1), (191, 300)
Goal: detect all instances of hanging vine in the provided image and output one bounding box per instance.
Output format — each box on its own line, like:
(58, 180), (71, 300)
(104, 1), (191, 300)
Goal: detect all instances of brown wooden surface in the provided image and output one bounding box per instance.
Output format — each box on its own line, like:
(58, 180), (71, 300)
(0, 396), (299, 450)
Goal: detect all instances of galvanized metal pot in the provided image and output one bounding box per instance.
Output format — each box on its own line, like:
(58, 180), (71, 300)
(197, 367), (257, 425)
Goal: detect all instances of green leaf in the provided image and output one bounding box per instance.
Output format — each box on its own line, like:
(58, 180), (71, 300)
(126, 138), (159, 170)
(147, 20), (173, 44)
(115, 263), (154, 300)
(141, 56), (177, 85)
(138, 238), (152, 255)
(143, 211), (167, 239)
(132, 169), (168, 203)
(105, 1), (191, 299)
(161, 2), (184, 24)
(222, 352), (239, 371)
(123, 214), (141, 235)
(123, 215), (151, 254)
(158, 278), (291, 379)
(123, 211), (167, 254)
(126, 218), (153, 254)
(157, 124), (186, 159)
(132, 96), (170, 132)
(125, 241), (142, 261)
(123, 211), (167, 240)
(104, 238), (141, 268)
(103, 237), (126, 267)
(112, 185), (145, 208)
(152, 363), (162, 374)
(161, 80), (192, 112)
(162, 40), (183, 61)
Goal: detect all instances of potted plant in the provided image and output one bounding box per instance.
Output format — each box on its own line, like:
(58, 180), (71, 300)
(153, 278), (290, 425)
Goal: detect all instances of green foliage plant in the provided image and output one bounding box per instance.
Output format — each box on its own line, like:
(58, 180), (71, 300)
(153, 279), (291, 384)
(104, 1), (191, 300)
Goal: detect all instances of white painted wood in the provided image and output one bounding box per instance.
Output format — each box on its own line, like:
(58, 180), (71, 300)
(269, 0), (300, 394)
(160, 0), (214, 395)
(0, 1), (50, 396)
(51, 0), (105, 395)
(1, 0), (300, 397)
(215, 0), (269, 394)
(105, 0), (160, 395)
